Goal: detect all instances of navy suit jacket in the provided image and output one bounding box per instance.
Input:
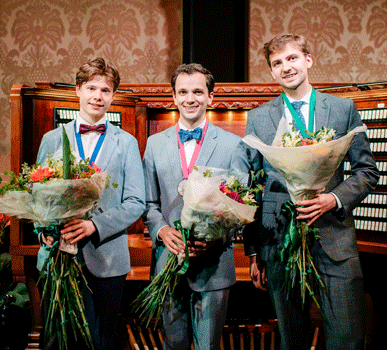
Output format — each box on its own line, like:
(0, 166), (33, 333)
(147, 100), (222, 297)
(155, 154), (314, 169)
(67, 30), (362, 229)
(243, 91), (379, 262)
(36, 120), (146, 278)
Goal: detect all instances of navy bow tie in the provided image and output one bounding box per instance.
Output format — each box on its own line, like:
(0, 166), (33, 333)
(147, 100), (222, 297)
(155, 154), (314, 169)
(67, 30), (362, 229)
(79, 123), (106, 134)
(178, 127), (203, 143)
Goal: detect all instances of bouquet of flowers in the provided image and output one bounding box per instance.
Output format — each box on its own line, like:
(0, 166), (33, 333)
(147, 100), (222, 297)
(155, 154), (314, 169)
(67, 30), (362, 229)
(131, 166), (263, 327)
(243, 117), (367, 309)
(0, 128), (109, 350)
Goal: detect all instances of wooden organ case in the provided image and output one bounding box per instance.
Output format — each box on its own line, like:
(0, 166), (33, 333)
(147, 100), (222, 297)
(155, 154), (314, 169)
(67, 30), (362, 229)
(8, 81), (387, 348)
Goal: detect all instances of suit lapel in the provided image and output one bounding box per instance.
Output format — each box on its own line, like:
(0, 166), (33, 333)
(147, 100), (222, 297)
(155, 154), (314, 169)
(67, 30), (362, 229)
(264, 96), (284, 145)
(314, 91), (330, 130)
(166, 126), (183, 182)
(95, 121), (118, 171)
(197, 121), (217, 166)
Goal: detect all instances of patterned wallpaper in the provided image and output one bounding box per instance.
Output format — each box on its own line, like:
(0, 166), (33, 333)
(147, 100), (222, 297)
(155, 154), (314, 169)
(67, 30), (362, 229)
(249, 0), (387, 83)
(1, 0), (387, 175)
(0, 0), (181, 173)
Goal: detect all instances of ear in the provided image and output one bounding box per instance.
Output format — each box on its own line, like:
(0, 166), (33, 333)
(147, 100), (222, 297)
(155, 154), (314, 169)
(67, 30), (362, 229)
(76, 85), (81, 97)
(270, 69), (276, 80)
(207, 91), (214, 106)
(172, 92), (178, 106)
(306, 54), (313, 69)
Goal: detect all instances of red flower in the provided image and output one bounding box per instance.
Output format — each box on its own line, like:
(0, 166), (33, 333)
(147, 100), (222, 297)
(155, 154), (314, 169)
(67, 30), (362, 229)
(219, 182), (244, 203)
(30, 167), (55, 182)
(300, 138), (315, 146)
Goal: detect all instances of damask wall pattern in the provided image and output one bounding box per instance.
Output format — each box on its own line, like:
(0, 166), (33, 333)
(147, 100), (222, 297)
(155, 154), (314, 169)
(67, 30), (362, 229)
(1, 0), (387, 175)
(249, 0), (387, 83)
(0, 0), (180, 174)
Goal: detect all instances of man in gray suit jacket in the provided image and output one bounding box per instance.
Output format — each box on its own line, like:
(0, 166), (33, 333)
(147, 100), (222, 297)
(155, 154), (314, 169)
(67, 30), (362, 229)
(243, 34), (379, 350)
(37, 57), (145, 350)
(142, 63), (249, 350)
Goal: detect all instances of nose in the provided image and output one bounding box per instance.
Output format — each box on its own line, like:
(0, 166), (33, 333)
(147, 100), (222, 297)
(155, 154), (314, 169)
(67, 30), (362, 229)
(282, 60), (292, 72)
(186, 92), (195, 103)
(93, 89), (102, 100)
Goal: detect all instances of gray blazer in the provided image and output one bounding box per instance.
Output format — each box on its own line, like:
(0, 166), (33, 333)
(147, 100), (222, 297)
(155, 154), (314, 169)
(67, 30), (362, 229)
(36, 120), (146, 278)
(243, 91), (379, 262)
(142, 121), (250, 292)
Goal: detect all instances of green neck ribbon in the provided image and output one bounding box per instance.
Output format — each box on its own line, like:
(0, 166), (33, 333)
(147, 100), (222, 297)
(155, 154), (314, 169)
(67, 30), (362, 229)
(282, 87), (316, 139)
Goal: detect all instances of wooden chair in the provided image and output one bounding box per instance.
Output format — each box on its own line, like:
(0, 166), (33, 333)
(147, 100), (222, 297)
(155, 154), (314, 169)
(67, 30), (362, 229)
(126, 318), (195, 350)
(221, 320), (278, 350)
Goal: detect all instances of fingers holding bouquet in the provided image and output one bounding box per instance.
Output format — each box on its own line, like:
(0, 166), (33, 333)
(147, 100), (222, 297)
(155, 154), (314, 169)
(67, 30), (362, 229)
(158, 225), (185, 255)
(61, 219), (97, 244)
(41, 232), (55, 247)
(187, 238), (216, 257)
(296, 193), (337, 225)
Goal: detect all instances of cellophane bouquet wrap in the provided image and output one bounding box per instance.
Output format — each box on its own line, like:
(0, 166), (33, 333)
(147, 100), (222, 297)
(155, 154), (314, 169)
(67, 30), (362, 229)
(181, 166), (258, 242)
(132, 166), (262, 327)
(243, 118), (366, 308)
(0, 127), (109, 350)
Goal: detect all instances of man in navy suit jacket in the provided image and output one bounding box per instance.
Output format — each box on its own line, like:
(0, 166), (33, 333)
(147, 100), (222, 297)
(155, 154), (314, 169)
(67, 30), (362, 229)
(37, 57), (145, 350)
(243, 34), (379, 349)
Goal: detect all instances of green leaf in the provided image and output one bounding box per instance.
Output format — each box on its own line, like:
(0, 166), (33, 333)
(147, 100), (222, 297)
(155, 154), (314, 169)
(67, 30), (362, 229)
(62, 127), (72, 180)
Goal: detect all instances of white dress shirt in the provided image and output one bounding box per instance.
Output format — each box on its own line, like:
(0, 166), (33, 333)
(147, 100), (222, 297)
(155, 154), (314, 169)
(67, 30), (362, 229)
(178, 119), (206, 165)
(74, 116), (107, 163)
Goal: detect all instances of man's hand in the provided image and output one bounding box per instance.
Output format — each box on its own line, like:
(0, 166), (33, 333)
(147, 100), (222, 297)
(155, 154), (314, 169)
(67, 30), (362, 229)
(61, 219), (96, 244)
(296, 193), (337, 226)
(41, 233), (54, 247)
(158, 226), (185, 255)
(187, 239), (215, 258)
(250, 255), (267, 291)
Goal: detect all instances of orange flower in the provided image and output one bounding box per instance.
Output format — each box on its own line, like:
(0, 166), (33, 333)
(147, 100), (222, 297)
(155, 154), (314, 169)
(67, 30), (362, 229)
(30, 167), (55, 182)
(0, 214), (10, 227)
(90, 162), (101, 173)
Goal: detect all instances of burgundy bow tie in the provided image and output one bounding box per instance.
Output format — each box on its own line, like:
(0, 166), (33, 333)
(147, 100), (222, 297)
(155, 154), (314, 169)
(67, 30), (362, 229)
(79, 123), (106, 134)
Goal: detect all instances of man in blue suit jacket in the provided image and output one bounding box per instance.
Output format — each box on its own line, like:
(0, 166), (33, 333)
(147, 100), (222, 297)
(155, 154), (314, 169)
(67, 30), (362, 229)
(243, 34), (379, 350)
(37, 57), (145, 350)
(142, 63), (249, 350)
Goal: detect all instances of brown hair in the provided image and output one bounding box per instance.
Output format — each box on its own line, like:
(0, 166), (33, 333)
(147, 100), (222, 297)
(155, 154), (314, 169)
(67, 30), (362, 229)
(263, 34), (310, 67)
(171, 63), (215, 95)
(76, 57), (121, 92)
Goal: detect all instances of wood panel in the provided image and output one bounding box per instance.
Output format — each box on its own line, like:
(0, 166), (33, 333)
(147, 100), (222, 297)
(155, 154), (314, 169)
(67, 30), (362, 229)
(8, 81), (387, 349)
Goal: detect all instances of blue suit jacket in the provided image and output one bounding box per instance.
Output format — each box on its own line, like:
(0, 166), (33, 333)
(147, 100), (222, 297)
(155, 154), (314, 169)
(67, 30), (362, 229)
(36, 120), (146, 278)
(244, 91), (379, 262)
(142, 121), (250, 292)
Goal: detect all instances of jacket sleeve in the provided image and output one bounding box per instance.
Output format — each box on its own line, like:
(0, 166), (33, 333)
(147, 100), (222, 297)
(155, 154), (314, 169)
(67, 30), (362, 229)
(330, 99), (379, 215)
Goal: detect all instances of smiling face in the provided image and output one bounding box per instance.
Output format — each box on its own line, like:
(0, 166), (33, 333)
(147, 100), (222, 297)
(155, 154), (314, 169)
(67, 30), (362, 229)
(173, 72), (214, 129)
(76, 74), (115, 124)
(269, 42), (313, 98)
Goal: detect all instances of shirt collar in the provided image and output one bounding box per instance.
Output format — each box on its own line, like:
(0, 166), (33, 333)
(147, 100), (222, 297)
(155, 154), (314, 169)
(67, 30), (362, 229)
(178, 119), (206, 131)
(284, 89), (312, 107)
(76, 115), (107, 132)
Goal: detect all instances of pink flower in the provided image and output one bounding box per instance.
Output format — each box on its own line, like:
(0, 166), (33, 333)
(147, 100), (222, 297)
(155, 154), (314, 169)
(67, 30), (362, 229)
(229, 191), (244, 204)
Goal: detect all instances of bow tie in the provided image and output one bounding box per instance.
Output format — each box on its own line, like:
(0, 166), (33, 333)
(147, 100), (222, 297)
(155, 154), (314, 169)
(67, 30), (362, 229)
(178, 127), (203, 143)
(79, 123), (106, 135)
